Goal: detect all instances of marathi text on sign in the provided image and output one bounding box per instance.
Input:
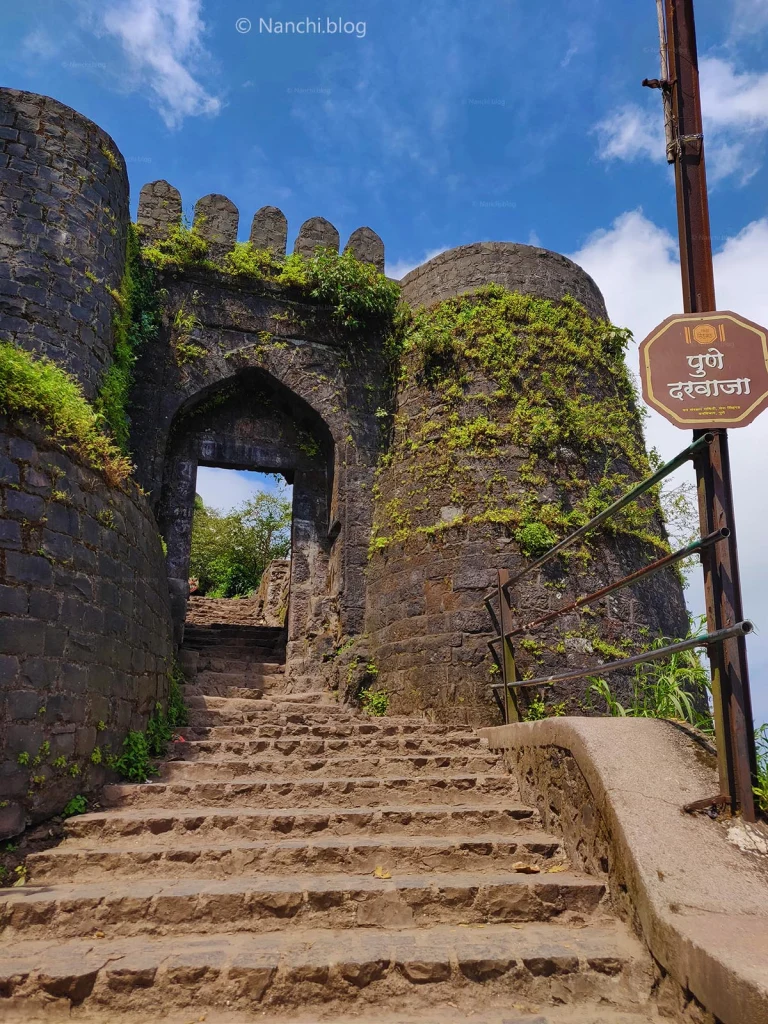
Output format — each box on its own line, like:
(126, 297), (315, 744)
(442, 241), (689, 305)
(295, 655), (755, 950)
(638, 312), (768, 429)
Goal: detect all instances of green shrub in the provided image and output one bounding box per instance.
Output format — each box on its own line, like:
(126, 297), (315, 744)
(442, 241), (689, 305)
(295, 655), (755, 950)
(755, 724), (768, 812)
(516, 522), (557, 558)
(522, 696), (567, 721)
(62, 795), (88, 817)
(141, 220), (210, 271)
(360, 688), (390, 717)
(300, 248), (401, 332)
(168, 664), (189, 728)
(0, 343), (132, 485)
(114, 731), (157, 783)
(223, 242), (280, 278)
(146, 702), (173, 758)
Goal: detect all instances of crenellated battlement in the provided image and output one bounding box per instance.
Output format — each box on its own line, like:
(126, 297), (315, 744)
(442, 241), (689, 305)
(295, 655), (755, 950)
(137, 180), (385, 272)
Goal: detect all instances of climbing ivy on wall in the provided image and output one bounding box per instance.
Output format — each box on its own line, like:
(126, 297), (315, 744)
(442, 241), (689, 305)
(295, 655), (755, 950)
(97, 224), (161, 450)
(369, 285), (666, 559)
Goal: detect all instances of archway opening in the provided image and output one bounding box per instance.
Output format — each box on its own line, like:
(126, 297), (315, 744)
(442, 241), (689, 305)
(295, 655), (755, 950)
(158, 368), (337, 667)
(186, 468), (293, 629)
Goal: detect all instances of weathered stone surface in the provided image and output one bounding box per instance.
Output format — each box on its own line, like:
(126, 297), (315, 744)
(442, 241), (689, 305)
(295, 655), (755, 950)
(294, 216), (340, 257)
(0, 415), (173, 826)
(193, 193), (239, 261)
(346, 226), (385, 272)
(250, 205), (288, 255)
(0, 88), (129, 399)
(400, 242), (608, 320)
(137, 179), (182, 242)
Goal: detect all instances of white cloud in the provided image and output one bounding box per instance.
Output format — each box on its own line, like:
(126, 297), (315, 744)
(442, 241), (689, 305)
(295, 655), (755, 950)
(196, 469), (291, 514)
(97, 0), (221, 128)
(593, 105), (665, 164)
(594, 57), (768, 183)
(386, 247), (448, 281)
(730, 0), (768, 38)
(570, 211), (768, 724)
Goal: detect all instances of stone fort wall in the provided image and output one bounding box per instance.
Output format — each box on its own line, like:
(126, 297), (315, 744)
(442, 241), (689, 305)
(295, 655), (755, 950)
(363, 246), (689, 725)
(0, 89), (130, 401)
(0, 86), (692, 829)
(0, 90), (172, 833)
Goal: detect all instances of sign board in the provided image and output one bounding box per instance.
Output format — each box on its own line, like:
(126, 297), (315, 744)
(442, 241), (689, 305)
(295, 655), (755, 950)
(639, 311), (768, 428)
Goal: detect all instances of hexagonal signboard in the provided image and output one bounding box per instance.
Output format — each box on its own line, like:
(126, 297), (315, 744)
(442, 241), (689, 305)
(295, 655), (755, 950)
(639, 311), (768, 428)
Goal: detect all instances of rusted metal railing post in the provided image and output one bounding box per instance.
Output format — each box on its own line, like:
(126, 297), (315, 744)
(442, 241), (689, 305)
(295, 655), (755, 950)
(664, 0), (758, 819)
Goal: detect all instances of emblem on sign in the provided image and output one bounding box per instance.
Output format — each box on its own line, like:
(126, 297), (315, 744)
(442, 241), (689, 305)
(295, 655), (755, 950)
(638, 311), (768, 428)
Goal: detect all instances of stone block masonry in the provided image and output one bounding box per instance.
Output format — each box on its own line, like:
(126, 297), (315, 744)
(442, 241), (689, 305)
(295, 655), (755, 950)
(0, 416), (173, 833)
(0, 89), (130, 401)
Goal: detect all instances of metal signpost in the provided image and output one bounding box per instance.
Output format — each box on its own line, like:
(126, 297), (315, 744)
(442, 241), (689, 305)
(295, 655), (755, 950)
(487, 0), (763, 822)
(640, 0), (765, 820)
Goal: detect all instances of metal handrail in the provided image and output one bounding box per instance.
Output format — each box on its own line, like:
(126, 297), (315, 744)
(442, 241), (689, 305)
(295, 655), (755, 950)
(491, 621), (753, 692)
(503, 528), (729, 640)
(501, 432), (714, 596)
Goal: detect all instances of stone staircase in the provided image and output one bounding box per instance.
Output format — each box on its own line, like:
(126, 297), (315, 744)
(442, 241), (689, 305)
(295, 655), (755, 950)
(0, 623), (669, 1022)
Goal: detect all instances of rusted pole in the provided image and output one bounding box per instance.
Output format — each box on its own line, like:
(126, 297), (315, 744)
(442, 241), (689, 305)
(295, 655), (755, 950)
(662, 0), (758, 819)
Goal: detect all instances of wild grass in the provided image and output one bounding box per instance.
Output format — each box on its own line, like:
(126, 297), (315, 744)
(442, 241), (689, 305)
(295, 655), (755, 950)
(0, 342), (132, 485)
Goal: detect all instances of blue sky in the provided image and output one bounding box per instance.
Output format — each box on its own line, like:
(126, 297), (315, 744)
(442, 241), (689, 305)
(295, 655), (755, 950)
(5, 0), (768, 721)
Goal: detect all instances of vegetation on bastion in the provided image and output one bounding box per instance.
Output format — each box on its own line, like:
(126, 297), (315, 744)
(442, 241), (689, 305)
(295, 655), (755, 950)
(0, 342), (132, 484)
(369, 285), (667, 559)
(141, 221), (402, 332)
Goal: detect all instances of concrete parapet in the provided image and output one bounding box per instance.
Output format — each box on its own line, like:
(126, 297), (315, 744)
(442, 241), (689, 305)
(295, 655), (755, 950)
(480, 716), (768, 1024)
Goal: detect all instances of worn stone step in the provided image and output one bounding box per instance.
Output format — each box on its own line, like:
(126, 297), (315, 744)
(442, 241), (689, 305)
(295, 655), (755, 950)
(55, 801), (538, 844)
(186, 685), (268, 701)
(184, 645), (286, 662)
(27, 827), (565, 884)
(194, 657), (285, 674)
(176, 734), (489, 759)
(100, 774), (518, 810)
(195, 671), (282, 688)
(0, 870), (608, 939)
(183, 636), (285, 650)
(186, 701), (346, 725)
(0, 921), (653, 1017)
(184, 624), (285, 636)
(181, 720), (481, 741)
(0, 1005), (666, 1024)
(27, 831), (563, 884)
(160, 753), (505, 782)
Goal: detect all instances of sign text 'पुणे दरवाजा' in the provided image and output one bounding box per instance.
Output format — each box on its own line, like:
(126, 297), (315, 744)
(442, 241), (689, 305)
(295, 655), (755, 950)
(638, 312), (768, 429)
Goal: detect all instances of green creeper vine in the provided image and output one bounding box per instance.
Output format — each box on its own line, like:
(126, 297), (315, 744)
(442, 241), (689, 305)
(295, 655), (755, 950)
(369, 285), (668, 560)
(97, 223), (161, 451)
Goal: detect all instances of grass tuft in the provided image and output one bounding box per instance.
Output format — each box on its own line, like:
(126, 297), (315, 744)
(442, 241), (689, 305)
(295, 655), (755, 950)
(0, 342), (132, 485)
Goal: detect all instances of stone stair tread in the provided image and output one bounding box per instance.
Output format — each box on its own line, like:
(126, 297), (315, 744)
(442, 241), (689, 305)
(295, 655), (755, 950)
(161, 753), (504, 774)
(2, 1008), (663, 1024)
(178, 740), (488, 758)
(105, 772), (515, 789)
(182, 723), (481, 738)
(5, 868), (598, 905)
(101, 775), (518, 809)
(63, 801), (540, 826)
(0, 920), (648, 986)
(26, 832), (565, 882)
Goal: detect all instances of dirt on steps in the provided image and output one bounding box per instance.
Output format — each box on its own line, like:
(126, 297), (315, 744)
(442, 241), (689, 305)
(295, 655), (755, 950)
(0, 621), (667, 1022)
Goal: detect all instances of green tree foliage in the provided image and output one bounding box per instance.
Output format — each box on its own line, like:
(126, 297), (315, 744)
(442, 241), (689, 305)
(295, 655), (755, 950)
(189, 488), (292, 597)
